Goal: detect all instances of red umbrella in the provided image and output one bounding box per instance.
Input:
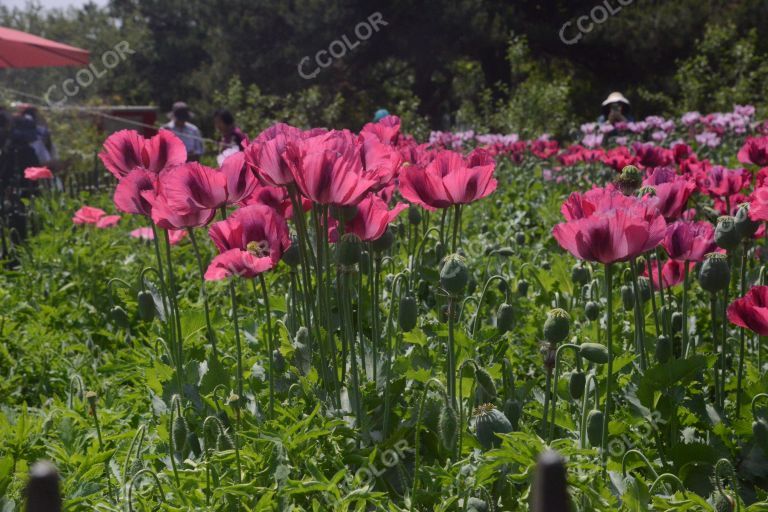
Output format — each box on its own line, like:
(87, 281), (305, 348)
(0, 26), (89, 69)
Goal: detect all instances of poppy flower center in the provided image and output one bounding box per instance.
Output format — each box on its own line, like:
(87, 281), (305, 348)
(246, 240), (270, 257)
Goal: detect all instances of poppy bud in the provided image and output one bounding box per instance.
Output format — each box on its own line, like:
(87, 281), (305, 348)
(699, 253), (731, 293)
(110, 305), (130, 328)
(440, 254), (470, 296)
(517, 279), (529, 297)
(541, 260), (551, 271)
(439, 403), (458, 451)
(531, 450), (570, 512)
(586, 409), (604, 446)
(498, 278), (509, 294)
(26, 461), (61, 512)
(616, 165), (643, 195)
(571, 263), (590, 285)
(713, 491), (736, 512)
(579, 342), (609, 364)
(734, 203), (759, 239)
(137, 290), (155, 322)
(753, 418), (768, 447)
(172, 415), (189, 450)
(359, 250), (370, 272)
(273, 348), (286, 373)
(338, 233), (362, 265)
(671, 311), (683, 333)
(398, 295), (418, 332)
(216, 431), (235, 451)
(295, 326), (309, 345)
(434, 241), (446, 260)
(515, 233), (526, 245)
(715, 216), (741, 251)
(467, 274), (477, 295)
(621, 285), (635, 310)
(496, 303), (514, 333)
(655, 335), (672, 363)
(585, 301), (600, 321)
(85, 390), (98, 409)
(407, 205), (422, 225)
(370, 227), (394, 252)
(569, 371), (586, 399)
(543, 308), (570, 344)
(637, 277), (651, 303)
(282, 238), (301, 267)
(473, 403), (513, 449)
(502, 398), (521, 430)
(474, 366), (497, 399)
(638, 185), (656, 197)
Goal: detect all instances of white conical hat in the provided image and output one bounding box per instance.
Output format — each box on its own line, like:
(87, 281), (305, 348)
(602, 91), (630, 106)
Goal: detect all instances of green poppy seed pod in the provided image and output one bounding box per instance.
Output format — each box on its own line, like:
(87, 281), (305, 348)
(282, 237), (301, 267)
(26, 461), (62, 512)
(370, 227), (394, 252)
(517, 279), (529, 297)
(172, 415), (189, 450)
(502, 398), (521, 430)
(571, 263), (590, 286)
(110, 305), (130, 328)
(715, 216), (741, 250)
(579, 342), (609, 364)
(637, 277), (651, 303)
(398, 295), (418, 332)
(137, 290), (155, 322)
(569, 371), (586, 400)
(338, 233), (362, 265)
(586, 409), (604, 446)
(440, 254), (470, 296)
(655, 335), (672, 363)
(531, 450), (570, 512)
(671, 311), (683, 333)
(439, 403), (459, 451)
(735, 203), (759, 239)
(713, 491), (736, 512)
(407, 204), (422, 225)
(753, 418), (768, 447)
(621, 285), (635, 310)
(85, 391), (98, 410)
(473, 403), (513, 449)
(585, 301), (600, 321)
(543, 308), (570, 344)
(616, 165), (643, 195)
(515, 233), (526, 245)
(699, 253), (731, 293)
(496, 303), (514, 333)
(474, 367), (497, 399)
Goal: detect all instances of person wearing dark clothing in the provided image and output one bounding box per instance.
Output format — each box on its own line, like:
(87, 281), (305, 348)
(214, 109), (247, 153)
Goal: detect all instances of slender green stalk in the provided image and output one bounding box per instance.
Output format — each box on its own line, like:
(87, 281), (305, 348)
(447, 297), (457, 406)
(163, 230), (184, 394)
(228, 280), (244, 398)
(451, 204), (462, 253)
(711, 295), (721, 406)
(630, 259), (648, 371)
(188, 228), (219, 357)
(681, 261), (690, 358)
(736, 242), (748, 417)
(602, 264), (613, 460)
(258, 274), (275, 418)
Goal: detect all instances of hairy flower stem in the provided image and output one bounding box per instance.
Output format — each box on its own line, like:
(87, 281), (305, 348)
(681, 261), (690, 358)
(602, 264), (613, 461)
(341, 271), (364, 432)
(646, 257), (661, 338)
(188, 228), (219, 358)
(736, 242), (748, 417)
(711, 295), (721, 406)
(163, 230), (184, 395)
(228, 281), (244, 399)
(630, 259), (648, 372)
(447, 297), (457, 407)
(258, 274), (275, 418)
(451, 204), (462, 253)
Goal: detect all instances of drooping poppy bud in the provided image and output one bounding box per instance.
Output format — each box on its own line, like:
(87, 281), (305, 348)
(515, 233), (526, 245)
(531, 450), (570, 512)
(671, 311), (683, 333)
(137, 290), (155, 322)
(621, 285), (635, 310)
(571, 263), (590, 286)
(543, 308), (570, 344)
(753, 418), (768, 447)
(517, 279), (529, 297)
(496, 303), (514, 333)
(398, 295), (418, 332)
(407, 204), (422, 225)
(655, 335), (672, 363)
(338, 233), (362, 265)
(569, 371), (586, 399)
(439, 403), (458, 451)
(637, 277), (651, 303)
(110, 305), (130, 328)
(699, 252), (731, 293)
(282, 238), (301, 267)
(715, 216), (741, 251)
(586, 409), (604, 446)
(172, 415), (189, 450)
(370, 227), (394, 252)
(585, 301), (600, 321)
(580, 342), (609, 364)
(474, 366), (497, 399)
(440, 254), (470, 296)
(502, 398), (521, 430)
(472, 403), (513, 449)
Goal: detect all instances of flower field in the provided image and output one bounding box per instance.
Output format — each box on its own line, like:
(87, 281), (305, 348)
(3, 109), (768, 511)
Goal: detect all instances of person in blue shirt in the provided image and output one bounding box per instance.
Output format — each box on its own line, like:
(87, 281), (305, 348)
(163, 101), (204, 161)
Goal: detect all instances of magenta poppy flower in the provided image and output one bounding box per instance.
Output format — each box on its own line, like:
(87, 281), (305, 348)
(530, 139), (559, 159)
(99, 129), (187, 180)
(24, 166), (53, 180)
(96, 215), (121, 229)
(244, 123), (305, 187)
(140, 189), (215, 230)
(158, 163), (228, 214)
(73, 206), (106, 225)
(219, 151), (258, 205)
(649, 177), (697, 221)
(114, 168), (157, 216)
(632, 143), (674, 168)
(738, 136), (768, 167)
(750, 186), (768, 221)
(643, 258), (694, 290)
(205, 204), (290, 280)
(601, 146), (636, 172)
(360, 115), (401, 145)
(702, 166), (750, 198)
(399, 149), (496, 211)
(346, 194), (407, 241)
(552, 204), (666, 264)
(560, 186), (637, 221)
(662, 221), (716, 262)
(727, 285), (768, 336)
(130, 227), (187, 244)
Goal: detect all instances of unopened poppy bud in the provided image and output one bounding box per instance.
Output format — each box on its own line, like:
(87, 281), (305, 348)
(532, 450), (570, 512)
(713, 491), (736, 512)
(474, 366), (497, 399)
(407, 204), (422, 225)
(571, 263), (590, 285)
(543, 308), (570, 344)
(172, 415), (189, 450)
(569, 370), (586, 399)
(472, 403), (513, 449)
(398, 295), (418, 332)
(655, 335), (672, 363)
(282, 238), (301, 267)
(734, 203), (759, 239)
(579, 342), (609, 364)
(671, 311), (683, 333)
(621, 285), (635, 310)
(439, 403), (458, 451)
(637, 277), (651, 303)
(466, 497), (488, 512)
(496, 303), (514, 333)
(434, 241), (446, 260)
(85, 391), (98, 409)
(616, 165), (643, 195)
(753, 418), (768, 447)
(370, 227), (394, 252)
(585, 301), (600, 321)
(715, 216), (741, 250)
(502, 398), (521, 430)
(137, 290), (155, 322)
(295, 326), (309, 345)
(586, 409), (604, 446)
(338, 233), (362, 265)
(110, 305), (129, 328)
(440, 254), (470, 296)
(699, 253), (731, 293)
(26, 461), (61, 512)
(517, 279), (529, 297)
(515, 233), (526, 245)
(273, 348), (286, 373)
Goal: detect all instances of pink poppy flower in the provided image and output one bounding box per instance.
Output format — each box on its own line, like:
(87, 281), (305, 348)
(244, 123), (305, 187)
(24, 166), (53, 180)
(649, 177), (697, 221)
(530, 139), (559, 159)
(662, 221), (716, 262)
(749, 186), (768, 221)
(96, 215), (121, 228)
(140, 188), (215, 230)
(360, 115), (401, 145)
(73, 206), (106, 225)
(643, 258), (694, 290)
(114, 168), (157, 216)
(99, 129), (187, 180)
(701, 166), (750, 198)
(601, 146), (636, 172)
(346, 194), (407, 241)
(727, 285), (768, 336)
(560, 186), (637, 221)
(738, 136), (768, 167)
(219, 151), (258, 205)
(130, 227), (186, 244)
(158, 163), (228, 214)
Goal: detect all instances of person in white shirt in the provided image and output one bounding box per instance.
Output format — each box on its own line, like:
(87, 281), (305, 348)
(163, 101), (204, 161)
